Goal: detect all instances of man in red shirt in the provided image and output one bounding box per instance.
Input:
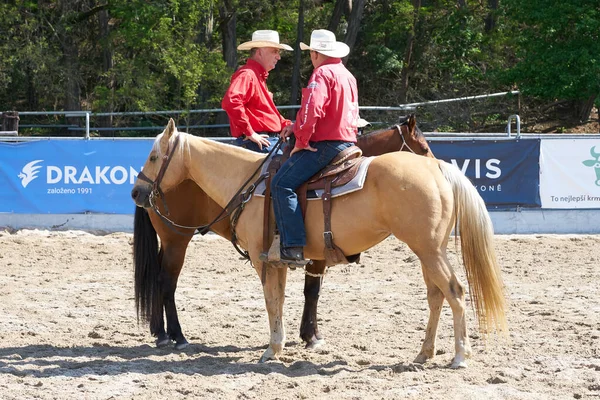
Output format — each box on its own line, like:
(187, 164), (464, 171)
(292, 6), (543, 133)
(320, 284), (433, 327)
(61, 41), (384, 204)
(271, 29), (359, 265)
(222, 30), (293, 153)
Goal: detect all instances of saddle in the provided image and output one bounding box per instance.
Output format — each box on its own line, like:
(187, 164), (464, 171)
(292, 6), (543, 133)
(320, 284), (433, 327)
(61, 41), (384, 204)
(262, 145), (365, 266)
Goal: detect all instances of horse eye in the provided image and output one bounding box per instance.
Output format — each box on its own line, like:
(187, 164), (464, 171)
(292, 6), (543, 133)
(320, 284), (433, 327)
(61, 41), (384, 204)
(150, 155), (158, 162)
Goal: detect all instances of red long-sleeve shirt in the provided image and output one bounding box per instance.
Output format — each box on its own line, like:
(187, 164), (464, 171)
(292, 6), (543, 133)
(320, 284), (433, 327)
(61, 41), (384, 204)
(293, 58), (359, 149)
(222, 59), (291, 138)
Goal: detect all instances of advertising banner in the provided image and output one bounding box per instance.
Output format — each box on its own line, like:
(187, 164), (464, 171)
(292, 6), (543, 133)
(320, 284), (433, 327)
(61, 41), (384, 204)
(0, 140), (153, 214)
(430, 139), (541, 208)
(1, 137), (544, 214)
(540, 139), (600, 209)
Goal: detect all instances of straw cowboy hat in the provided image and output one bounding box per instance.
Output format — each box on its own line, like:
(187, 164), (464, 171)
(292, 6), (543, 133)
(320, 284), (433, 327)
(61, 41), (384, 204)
(237, 30), (293, 51)
(300, 29), (350, 58)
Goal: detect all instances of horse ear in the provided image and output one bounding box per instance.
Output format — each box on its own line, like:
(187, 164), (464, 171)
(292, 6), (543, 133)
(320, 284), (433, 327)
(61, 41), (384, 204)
(407, 114), (417, 135)
(165, 118), (177, 138)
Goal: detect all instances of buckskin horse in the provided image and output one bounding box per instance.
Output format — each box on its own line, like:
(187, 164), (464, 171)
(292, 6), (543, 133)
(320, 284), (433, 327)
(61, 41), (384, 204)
(131, 118), (507, 368)
(133, 116), (433, 351)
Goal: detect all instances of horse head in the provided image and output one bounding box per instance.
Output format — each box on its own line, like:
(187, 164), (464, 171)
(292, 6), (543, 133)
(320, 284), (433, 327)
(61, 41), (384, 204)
(399, 114), (434, 158)
(131, 118), (188, 208)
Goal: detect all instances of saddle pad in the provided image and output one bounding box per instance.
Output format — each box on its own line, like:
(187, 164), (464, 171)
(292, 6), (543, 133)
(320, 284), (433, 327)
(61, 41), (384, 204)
(254, 156), (375, 200)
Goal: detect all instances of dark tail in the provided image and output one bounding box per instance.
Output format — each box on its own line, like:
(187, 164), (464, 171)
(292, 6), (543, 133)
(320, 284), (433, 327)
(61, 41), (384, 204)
(133, 206), (162, 333)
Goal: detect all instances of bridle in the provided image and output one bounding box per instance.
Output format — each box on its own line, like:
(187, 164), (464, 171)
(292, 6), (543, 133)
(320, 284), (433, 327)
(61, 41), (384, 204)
(136, 134), (181, 217)
(394, 123), (417, 154)
(135, 133), (284, 259)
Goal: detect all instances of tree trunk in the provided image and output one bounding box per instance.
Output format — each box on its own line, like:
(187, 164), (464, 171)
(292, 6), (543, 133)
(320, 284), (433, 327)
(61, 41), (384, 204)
(99, 8), (114, 131)
(217, 1), (237, 135)
(398, 0), (421, 104)
(219, 1), (237, 70)
(327, 0), (348, 34)
(484, 0), (498, 33)
(289, 0), (305, 119)
(577, 94), (597, 122)
(342, 0), (366, 64)
(203, 0), (215, 47)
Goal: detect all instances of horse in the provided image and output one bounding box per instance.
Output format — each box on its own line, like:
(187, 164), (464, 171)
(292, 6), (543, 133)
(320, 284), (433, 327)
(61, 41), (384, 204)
(131, 118), (507, 368)
(133, 115), (433, 350)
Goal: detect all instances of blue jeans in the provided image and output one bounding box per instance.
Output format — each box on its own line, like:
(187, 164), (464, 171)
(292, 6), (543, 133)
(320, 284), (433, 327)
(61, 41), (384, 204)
(271, 140), (355, 248)
(232, 135), (282, 155)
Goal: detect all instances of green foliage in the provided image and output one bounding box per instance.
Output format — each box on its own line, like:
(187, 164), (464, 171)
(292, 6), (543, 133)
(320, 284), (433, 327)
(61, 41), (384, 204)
(0, 0), (596, 134)
(500, 0), (600, 101)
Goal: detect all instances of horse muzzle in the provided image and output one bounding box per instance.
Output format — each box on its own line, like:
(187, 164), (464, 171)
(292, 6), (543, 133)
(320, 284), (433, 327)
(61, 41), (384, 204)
(131, 185), (152, 208)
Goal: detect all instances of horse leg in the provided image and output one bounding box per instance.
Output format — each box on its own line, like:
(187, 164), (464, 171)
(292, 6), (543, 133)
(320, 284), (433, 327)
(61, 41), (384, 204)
(257, 261), (288, 363)
(416, 252), (472, 368)
(300, 260), (326, 349)
(413, 264), (445, 364)
(159, 245), (189, 350)
(150, 248), (170, 347)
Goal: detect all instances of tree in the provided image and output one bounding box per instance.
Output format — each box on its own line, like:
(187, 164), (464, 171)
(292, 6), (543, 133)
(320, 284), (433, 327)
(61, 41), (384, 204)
(501, 0), (600, 121)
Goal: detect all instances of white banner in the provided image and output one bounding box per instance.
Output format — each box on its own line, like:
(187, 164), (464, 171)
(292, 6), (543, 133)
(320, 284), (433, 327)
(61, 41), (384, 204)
(540, 139), (600, 208)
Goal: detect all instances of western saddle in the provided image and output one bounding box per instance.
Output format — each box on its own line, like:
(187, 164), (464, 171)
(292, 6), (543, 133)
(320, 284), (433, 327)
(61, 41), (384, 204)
(261, 144), (365, 266)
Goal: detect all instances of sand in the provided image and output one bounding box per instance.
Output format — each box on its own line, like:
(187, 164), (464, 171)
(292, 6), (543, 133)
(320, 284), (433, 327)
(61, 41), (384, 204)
(0, 230), (599, 399)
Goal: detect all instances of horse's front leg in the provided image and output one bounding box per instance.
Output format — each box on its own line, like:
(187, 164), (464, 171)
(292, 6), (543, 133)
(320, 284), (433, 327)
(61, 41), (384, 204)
(159, 247), (189, 349)
(257, 261), (288, 363)
(300, 260), (326, 349)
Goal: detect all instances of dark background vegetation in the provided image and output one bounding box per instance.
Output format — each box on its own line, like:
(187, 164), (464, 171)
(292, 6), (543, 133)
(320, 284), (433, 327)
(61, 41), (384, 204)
(0, 0), (598, 137)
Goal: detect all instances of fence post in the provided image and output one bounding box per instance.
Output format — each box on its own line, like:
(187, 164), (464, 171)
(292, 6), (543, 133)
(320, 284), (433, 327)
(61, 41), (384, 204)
(507, 114), (521, 139)
(2, 111), (19, 132)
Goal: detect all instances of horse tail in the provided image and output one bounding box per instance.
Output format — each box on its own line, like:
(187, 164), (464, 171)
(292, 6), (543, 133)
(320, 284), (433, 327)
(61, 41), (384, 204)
(438, 161), (508, 336)
(133, 206), (162, 332)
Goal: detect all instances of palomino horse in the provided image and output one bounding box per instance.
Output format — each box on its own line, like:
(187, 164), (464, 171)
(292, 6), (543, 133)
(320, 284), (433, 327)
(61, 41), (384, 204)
(133, 115), (433, 350)
(131, 119), (507, 368)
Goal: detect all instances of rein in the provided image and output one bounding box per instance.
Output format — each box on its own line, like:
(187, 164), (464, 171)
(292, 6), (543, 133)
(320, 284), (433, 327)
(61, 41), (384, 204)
(140, 134), (284, 259)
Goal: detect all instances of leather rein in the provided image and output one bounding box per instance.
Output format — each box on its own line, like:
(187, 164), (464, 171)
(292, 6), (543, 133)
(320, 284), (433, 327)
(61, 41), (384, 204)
(136, 134), (283, 259)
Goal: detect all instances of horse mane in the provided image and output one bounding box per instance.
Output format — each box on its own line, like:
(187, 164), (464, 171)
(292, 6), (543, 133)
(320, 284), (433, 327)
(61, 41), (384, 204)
(153, 128), (266, 163)
(152, 129), (190, 160)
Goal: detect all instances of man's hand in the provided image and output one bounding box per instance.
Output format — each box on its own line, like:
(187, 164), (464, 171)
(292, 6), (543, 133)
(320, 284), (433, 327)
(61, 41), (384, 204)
(290, 144), (317, 156)
(247, 133), (271, 150)
(280, 125), (294, 139)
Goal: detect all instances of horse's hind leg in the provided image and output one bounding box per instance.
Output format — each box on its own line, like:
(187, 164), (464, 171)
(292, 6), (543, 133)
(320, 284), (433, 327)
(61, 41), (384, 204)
(416, 251), (472, 368)
(300, 260), (326, 349)
(257, 261), (288, 363)
(413, 264), (445, 364)
(160, 245), (189, 349)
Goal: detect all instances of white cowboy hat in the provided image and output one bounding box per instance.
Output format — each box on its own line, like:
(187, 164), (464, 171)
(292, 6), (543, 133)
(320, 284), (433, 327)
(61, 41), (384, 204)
(357, 118), (371, 128)
(300, 29), (350, 58)
(237, 30), (293, 51)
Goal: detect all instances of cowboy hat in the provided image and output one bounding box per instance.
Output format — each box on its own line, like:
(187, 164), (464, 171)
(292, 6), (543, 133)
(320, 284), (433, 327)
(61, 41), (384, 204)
(300, 29), (350, 58)
(357, 118), (371, 128)
(237, 30), (293, 51)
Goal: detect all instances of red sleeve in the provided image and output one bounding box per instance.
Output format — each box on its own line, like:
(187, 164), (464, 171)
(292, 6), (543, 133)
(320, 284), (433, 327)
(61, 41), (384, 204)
(221, 71), (257, 136)
(293, 71), (329, 148)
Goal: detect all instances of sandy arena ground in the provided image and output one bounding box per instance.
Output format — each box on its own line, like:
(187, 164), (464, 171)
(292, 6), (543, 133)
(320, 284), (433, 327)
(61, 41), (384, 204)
(0, 230), (599, 399)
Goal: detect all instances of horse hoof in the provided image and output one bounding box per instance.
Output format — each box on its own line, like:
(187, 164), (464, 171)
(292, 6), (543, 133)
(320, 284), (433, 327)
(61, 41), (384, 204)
(413, 353), (430, 364)
(156, 338), (171, 348)
(305, 338), (326, 350)
(174, 340), (189, 350)
(259, 348), (277, 363)
(450, 358), (468, 369)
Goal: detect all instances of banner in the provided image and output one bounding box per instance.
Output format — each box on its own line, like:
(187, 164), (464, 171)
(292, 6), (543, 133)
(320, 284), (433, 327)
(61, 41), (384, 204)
(540, 139), (600, 209)
(430, 139), (541, 208)
(1, 137), (544, 214)
(0, 140), (153, 214)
